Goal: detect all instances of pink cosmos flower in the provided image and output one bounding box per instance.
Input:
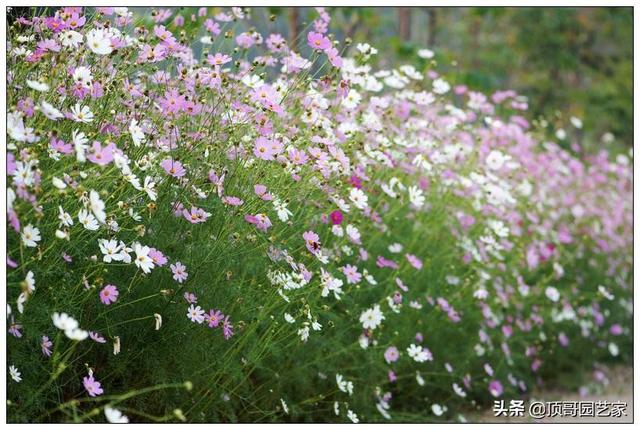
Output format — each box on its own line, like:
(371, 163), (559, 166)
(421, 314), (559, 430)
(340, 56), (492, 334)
(41, 336), (53, 357)
(170, 262), (188, 283)
(287, 148), (309, 165)
(158, 88), (186, 114)
(488, 380), (503, 397)
(254, 137), (282, 161)
(83, 374), (104, 397)
(89, 331), (107, 343)
(384, 346), (399, 364)
(337, 79), (350, 99)
(376, 256), (399, 270)
(148, 248), (168, 266)
(341, 264), (361, 284)
(161, 158), (186, 178)
(307, 31), (331, 51)
(405, 253), (423, 270)
(326, 47), (343, 68)
(86, 141), (115, 166)
(610, 324), (623, 336)
(184, 292), (197, 304)
(50, 137), (73, 154)
(303, 231), (321, 254)
(254, 184), (273, 201)
(9, 322), (22, 338)
(207, 52), (232, 66)
(222, 315), (234, 339)
(99, 284), (119, 305)
(182, 206), (210, 224)
(222, 196), (244, 206)
(266, 33), (287, 52)
(245, 214), (272, 232)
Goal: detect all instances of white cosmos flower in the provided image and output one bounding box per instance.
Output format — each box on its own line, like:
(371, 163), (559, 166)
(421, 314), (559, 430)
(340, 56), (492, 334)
(26, 79), (50, 92)
(485, 150), (511, 171)
(78, 209), (99, 231)
(71, 103), (94, 123)
(142, 176), (157, 201)
(89, 190), (106, 224)
(59, 30), (83, 48)
(284, 313), (295, 323)
(65, 327), (89, 341)
(86, 29), (113, 55)
(40, 100), (64, 120)
(99, 239), (124, 263)
(17, 292), (28, 314)
(21, 224), (41, 247)
(407, 344), (433, 362)
(73, 129), (89, 162)
(133, 243), (154, 273)
(545, 286), (560, 302)
(432, 78), (450, 95)
(104, 405), (129, 423)
(25, 271), (35, 293)
(431, 404), (447, 416)
(347, 410), (359, 423)
(9, 365), (22, 382)
(336, 374), (354, 395)
(408, 185), (425, 208)
(52, 177), (67, 189)
(453, 383), (467, 397)
(72, 66), (93, 88)
(359, 304), (384, 330)
(13, 161), (35, 186)
(52, 312), (79, 331)
(58, 206), (73, 227)
(55, 229), (69, 240)
(129, 119), (146, 146)
(187, 304), (205, 324)
(418, 48), (435, 59)
(349, 188), (368, 210)
(388, 243), (403, 253)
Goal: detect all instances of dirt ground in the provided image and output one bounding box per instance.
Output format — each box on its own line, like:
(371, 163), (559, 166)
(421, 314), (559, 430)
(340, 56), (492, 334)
(472, 365), (633, 423)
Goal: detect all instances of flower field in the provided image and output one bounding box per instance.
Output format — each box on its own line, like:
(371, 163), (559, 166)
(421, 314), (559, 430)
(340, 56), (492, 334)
(5, 6), (633, 423)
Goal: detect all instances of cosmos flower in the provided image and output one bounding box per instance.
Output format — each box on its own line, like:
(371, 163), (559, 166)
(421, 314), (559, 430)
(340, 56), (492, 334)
(99, 284), (119, 305)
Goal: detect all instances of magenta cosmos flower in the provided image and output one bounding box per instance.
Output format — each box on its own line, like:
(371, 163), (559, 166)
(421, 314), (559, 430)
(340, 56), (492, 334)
(160, 157), (186, 178)
(83, 374), (104, 397)
(99, 284), (119, 305)
(329, 210), (343, 225)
